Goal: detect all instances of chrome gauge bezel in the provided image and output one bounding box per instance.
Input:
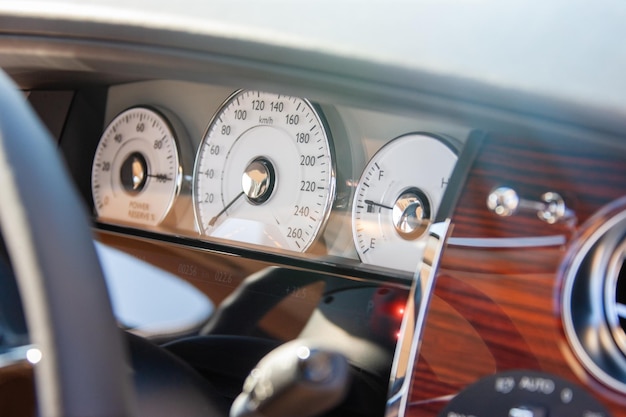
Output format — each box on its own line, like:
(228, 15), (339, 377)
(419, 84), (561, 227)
(192, 90), (337, 253)
(91, 106), (184, 227)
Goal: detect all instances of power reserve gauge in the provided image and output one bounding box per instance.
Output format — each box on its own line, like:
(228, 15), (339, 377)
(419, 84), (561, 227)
(352, 133), (458, 273)
(91, 107), (183, 226)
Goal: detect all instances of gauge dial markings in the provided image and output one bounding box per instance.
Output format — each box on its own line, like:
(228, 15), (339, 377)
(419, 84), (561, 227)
(91, 107), (182, 226)
(351, 133), (458, 272)
(193, 90), (335, 252)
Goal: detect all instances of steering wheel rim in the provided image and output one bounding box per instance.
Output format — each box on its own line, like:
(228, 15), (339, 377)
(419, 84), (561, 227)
(0, 71), (135, 415)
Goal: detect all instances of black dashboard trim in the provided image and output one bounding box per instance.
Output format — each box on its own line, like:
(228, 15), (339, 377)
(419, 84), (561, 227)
(94, 224), (414, 289)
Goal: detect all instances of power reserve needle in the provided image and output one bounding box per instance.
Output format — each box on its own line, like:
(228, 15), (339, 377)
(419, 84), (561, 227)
(364, 199), (393, 210)
(147, 173), (172, 182)
(209, 191), (245, 226)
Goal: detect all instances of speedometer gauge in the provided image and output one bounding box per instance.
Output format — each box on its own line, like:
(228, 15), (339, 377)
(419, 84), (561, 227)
(92, 107), (182, 226)
(352, 133), (457, 272)
(193, 90), (335, 252)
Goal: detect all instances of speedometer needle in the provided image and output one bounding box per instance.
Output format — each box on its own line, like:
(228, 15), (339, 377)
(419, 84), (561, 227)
(364, 199), (393, 211)
(209, 191), (245, 226)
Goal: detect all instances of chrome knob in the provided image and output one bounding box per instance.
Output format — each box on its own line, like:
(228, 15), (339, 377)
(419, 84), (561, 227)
(487, 186), (575, 225)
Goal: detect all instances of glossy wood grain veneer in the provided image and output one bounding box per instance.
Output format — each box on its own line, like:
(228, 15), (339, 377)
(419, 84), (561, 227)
(406, 133), (626, 416)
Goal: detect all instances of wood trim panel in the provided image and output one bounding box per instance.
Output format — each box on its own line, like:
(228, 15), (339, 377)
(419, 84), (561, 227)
(406, 133), (626, 416)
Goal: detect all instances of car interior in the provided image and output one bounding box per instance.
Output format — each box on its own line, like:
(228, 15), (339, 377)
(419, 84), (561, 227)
(0, 1), (626, 416)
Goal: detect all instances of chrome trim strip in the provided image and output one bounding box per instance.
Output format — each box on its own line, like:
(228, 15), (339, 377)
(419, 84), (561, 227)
(447, 235), (566, 248)
(385, 220), (451, 417)
(407, 394), (456, 407)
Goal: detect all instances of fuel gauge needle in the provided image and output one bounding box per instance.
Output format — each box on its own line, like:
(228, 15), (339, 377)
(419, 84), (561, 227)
(209, 191), (245, 226)
(364, 199), (393, 211)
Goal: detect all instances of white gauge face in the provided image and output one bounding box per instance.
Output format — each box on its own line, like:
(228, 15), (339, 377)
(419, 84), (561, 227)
(352, 133), (457, 273)
(194, 90), (335, 252)
(91, 107), (182, 226)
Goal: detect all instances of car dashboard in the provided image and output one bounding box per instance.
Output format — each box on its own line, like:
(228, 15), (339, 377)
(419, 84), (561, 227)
(1, 1), (626, 417)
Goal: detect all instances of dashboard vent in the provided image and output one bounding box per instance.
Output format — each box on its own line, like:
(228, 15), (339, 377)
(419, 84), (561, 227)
(562, 201), (626, 394)
(605, 244), (626, 357)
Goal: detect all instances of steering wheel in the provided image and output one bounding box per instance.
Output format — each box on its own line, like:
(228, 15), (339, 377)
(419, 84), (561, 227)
(0, 70), (227, 416)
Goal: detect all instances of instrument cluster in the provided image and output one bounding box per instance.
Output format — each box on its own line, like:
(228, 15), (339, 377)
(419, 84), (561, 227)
(93, 80), (471, 274)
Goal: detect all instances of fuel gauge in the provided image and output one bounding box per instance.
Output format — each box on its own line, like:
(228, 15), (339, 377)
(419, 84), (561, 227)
(351, 133), (458, 273)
